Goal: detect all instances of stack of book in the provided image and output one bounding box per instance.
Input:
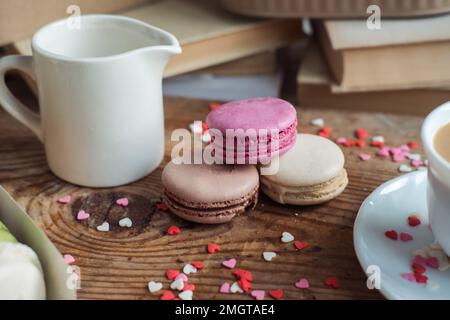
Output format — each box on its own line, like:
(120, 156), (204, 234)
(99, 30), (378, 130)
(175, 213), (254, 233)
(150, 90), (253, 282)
(298, 15), (450, 115)
(9, 0), (450, 111)
(11, 0), (303, 100)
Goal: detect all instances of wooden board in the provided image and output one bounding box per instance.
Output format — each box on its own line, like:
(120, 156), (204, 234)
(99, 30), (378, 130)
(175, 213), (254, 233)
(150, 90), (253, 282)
(0, 86), (425, 299)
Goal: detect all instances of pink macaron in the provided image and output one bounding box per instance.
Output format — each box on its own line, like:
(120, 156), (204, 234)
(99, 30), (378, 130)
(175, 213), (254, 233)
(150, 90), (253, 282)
(206, 97), (297, 164)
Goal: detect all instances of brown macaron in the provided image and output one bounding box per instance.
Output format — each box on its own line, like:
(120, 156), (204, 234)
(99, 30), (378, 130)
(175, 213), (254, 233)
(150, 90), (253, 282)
(161, 162), (259, 224)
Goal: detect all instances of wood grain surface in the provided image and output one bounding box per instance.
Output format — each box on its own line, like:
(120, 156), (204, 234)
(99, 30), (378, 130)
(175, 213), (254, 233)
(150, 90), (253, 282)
(0, 79), (425, 299)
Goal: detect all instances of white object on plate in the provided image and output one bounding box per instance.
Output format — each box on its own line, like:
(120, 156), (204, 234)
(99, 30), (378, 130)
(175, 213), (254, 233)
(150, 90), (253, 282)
(0, 186), (76, 300)
(354, 170), (450, 300)
(0, 242), (46, 300)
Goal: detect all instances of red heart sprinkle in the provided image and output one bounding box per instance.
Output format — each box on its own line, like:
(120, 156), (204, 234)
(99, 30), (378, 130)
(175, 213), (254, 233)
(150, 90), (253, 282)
(408, 215), (421, 227)
(426, 257), (439, 269)
(324, 276), (340, 289)
(371, 141), (384, 148)
(183, 283), (195, 291)
(355, 128), (368, 139)
(318, 127), (332, 138)
(166, 269), (180, 280)
(167, 225), (181, 235)
(355, 139), (366, 148)
(201, 122), (208, 134)
(407, 141), (419, 149)
(238, 278), (252, 293)
(412, 263), (426, 274)
(191, 261), (204, 269)
(207, 243), (220, 253)
(160, 290), (176, 300)
(414, 273), (428, 284)
(412, 255), (427, 266)
(294, 240), (309, 250)
(400, 232), (413, 242)
(268, 289), (284, 300)
(384, 230), (398, 240)
(342, 140), (356, 147)
(321, 127), (332, 134)
(209, 102), (220, 110)
(233, 269), (253, 282)
(156, 202), (169, 211)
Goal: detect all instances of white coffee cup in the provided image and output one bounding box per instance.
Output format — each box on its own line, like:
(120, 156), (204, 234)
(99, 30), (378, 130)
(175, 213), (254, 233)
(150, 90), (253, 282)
(0, 15), (181, 187)
(422, 101), (450, 255)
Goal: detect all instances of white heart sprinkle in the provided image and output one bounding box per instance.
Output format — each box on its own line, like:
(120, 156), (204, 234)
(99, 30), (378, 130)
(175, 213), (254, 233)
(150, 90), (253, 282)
(407, 153), (421, 161)
(189, 121), (202, 135)
(371, 136), (384, 143)
(179, 290), (193, 300)
(96, 222), (110, 232)
(398, 164), (413, 173)
(230, 282), (243, 293)
(170, 278), (184, 291)
(310, 118), (324, 127)
(118, 217), (133, 228)
(262, 251), (277, 261)
(147, 281), (163, 293)
(183, 263), (197, 275)
(202, 132), (211, 143)
(281, 231), (295, 243)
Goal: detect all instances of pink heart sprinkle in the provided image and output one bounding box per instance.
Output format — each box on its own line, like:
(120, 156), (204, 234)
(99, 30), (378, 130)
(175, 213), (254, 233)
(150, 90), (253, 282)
(399, 144), (410, 152)
(411, 159), (424, 167)
(219, 282), (230, 293)
(57, 195), (71, 204)
(412, 255), (427, 266)
(390, 147), (405, 156)
(63, 254), (75, 265)
(77, 210), (90, 221)
(336, 137), (347, 145)
(251, 290), (265, 300)
(116, 197), (129, 207)
(295, 278), (310, 289)
(401, 272), (416, 282)
(393, 154), (406, 163)
(222, 258), (237, 269)
(175, 273), (188, 282)
(359, 154), (371, 161)
(400, 232), (414, 242)
(377, 147), (390, 157)
(426, 257), (440, 269)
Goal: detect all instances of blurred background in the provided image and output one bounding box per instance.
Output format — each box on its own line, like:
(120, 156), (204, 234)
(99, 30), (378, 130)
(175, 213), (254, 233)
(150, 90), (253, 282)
(1, 0), (449, 116)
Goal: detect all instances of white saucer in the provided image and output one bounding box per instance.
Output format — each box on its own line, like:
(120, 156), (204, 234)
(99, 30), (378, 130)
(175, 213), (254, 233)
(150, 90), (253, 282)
(354, 169), (450, 300)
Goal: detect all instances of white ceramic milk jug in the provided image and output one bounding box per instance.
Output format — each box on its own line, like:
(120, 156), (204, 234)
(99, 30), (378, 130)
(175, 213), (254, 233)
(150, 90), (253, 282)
(0, 15), (181, 187)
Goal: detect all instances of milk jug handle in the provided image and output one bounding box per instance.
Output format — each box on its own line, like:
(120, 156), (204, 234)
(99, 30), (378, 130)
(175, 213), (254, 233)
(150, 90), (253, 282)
(0, 55), (43, 142)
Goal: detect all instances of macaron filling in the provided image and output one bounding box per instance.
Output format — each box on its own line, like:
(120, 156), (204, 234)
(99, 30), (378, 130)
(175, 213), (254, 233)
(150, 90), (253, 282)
(161, 162), (260, 224)
(260, 133), (348, 205)
(261, 169), (348, 205)
(164, 184), (259, 223)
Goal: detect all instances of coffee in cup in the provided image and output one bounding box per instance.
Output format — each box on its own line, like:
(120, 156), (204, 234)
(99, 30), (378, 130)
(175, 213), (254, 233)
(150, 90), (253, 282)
(434, 122), (450, 164)
(422, 101), (450, 256)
